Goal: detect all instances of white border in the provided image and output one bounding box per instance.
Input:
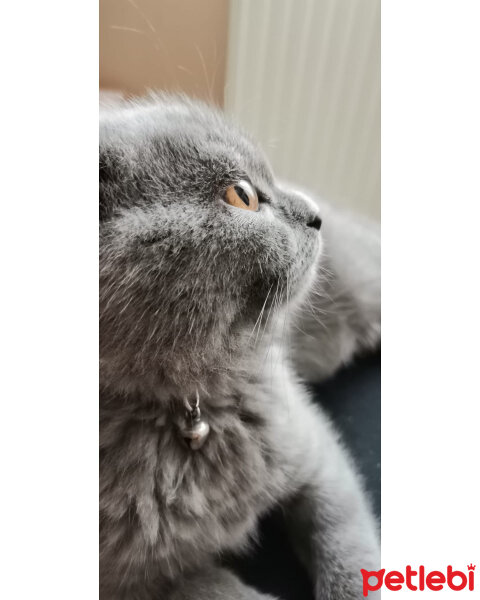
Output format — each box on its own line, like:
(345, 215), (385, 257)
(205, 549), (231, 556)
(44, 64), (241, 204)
(0, 1), (98, 598)
(382, 0), (480, 595)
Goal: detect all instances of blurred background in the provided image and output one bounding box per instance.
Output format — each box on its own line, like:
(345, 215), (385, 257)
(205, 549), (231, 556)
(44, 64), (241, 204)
(100, 0), (380, 221)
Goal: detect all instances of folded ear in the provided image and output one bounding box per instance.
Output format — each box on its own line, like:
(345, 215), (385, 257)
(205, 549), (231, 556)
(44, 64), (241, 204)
(100, 145), (129, 221)
(100, 146), (116, 221)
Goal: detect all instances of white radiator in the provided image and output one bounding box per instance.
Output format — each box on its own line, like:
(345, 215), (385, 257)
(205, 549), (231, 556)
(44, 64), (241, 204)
(224, 0), (380, 221)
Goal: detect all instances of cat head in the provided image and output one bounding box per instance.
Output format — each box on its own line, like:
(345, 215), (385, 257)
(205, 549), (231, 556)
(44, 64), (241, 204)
(100, 95), (322, 390)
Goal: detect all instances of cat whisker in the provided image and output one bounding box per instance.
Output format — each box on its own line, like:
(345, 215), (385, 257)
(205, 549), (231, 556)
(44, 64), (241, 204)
(194, 44), (214, 106)
(126, 0), (157, 34)
(249, 284), (273, 341)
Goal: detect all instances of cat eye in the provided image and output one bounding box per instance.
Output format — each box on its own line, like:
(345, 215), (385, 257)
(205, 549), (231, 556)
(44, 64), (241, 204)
(224, 180), (259, 211)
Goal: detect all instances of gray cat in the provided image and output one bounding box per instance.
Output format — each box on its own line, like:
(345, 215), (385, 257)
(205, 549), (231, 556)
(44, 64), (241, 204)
(100, 95), (381, 600)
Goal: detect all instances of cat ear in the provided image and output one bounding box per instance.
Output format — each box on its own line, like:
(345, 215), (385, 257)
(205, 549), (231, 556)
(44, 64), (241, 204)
(99, 146), (122, 221)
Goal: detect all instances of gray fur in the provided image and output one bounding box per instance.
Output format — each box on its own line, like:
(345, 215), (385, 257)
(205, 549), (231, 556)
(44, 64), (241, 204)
(100, 94), (380, 599)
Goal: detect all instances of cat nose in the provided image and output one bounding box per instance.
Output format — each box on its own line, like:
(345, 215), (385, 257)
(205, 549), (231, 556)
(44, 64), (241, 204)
(307, 215), (322, 230)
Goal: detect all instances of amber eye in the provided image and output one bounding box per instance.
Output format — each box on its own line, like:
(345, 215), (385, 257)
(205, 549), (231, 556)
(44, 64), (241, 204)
(224, 180), (259, 211)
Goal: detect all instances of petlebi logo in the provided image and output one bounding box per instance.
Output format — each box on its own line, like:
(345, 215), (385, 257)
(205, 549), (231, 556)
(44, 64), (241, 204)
(361, 564), (475, 596)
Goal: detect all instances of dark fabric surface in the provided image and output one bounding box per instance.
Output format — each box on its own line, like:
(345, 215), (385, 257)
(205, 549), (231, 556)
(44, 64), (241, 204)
(224, 351), (381, 600)
(314, 350), (381, 518)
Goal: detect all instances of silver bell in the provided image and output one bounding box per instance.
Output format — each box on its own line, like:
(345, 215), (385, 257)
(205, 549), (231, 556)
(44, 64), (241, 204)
(180, 391), (210, 450)
(181, 418), (210, 450)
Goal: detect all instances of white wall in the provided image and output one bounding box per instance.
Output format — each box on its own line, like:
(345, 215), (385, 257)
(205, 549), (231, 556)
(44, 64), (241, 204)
(225, 0), (380, 221)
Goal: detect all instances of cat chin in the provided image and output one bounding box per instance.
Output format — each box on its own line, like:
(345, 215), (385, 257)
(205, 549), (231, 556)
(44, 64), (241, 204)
(289, 259), (321, 312)
(274, 242), (322, 316)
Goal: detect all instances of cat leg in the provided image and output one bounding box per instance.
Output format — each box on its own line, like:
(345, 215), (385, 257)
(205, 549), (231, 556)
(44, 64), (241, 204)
(280, 398), (380, 599)
(167, 566), (278, 600)
(292, 196), (380, 381)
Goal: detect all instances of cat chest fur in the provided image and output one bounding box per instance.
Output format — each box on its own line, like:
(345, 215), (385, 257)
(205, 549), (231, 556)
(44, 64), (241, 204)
(100, 396), (287, 582)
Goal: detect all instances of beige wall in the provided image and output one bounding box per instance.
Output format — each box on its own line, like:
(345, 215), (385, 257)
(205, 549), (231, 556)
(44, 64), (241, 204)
(99, 0), (228, 106)
(225, 0), (380, 221)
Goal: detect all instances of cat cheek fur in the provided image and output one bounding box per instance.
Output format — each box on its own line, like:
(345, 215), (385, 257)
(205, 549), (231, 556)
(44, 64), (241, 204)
(100, 176), (320, 386)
